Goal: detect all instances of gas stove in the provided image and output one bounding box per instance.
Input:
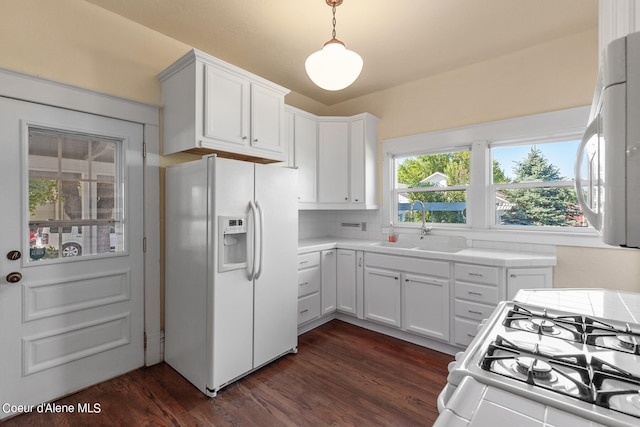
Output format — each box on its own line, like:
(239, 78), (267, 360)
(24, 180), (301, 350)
(441, 299), (640, 426)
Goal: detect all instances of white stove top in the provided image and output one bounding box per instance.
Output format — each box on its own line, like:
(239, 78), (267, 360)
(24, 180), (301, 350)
(437, 289), (640, 427)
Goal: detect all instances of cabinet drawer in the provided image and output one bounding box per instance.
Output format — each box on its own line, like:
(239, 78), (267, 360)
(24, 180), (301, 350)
(455, 264), (499, 286)
(298, 292), (321, 325)
(454, 317), (481, 347)
(455, 299), (495, 321)
(298, 266), (321, 297)
(455, 282), (499, 305)
(298, 252), (320, 269)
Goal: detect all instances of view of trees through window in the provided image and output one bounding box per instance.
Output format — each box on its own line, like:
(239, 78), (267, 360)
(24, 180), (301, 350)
(395, 141), (586, 227)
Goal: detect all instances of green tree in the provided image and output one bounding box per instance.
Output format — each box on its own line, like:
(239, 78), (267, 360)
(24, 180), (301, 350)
(29, 178), (58, 215)
(500, 147), (579, 226)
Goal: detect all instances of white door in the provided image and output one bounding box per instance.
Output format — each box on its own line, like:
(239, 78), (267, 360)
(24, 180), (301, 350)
(0, 97), (144, 418)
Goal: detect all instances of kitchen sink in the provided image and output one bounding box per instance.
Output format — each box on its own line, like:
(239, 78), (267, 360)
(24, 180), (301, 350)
(371, 235), (467, 253)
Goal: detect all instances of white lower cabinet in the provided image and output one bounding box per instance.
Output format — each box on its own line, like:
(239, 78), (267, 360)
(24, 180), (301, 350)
(321, 249), (337, 315)
(363, 253), (451, 340)
(297, 252), (321, 325)
(364, 267), (401, 328)
(453, 263), (552, 347)
(506, 267), (552, 300)
(403, 273), (450, 341)
(454, 263), (500, 347)
(337, 249), (358, 315)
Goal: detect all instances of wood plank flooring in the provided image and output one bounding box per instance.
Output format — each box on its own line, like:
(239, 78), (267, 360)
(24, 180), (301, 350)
(2, 320), (453, 426)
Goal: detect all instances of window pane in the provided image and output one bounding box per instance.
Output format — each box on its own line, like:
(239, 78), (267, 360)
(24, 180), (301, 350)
(28, 127), (123, 260)
(492, 140), (580, 184)
(398, 190), (467, 224)
(396, 151), (470, 188)
(495, 187), (587, 227)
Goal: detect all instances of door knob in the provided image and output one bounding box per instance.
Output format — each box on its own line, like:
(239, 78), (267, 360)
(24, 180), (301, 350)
(7, 250), (21, 261)
(6, 272), (22, 283)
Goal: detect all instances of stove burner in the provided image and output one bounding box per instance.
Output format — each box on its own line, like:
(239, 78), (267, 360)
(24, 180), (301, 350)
(515, 356), (553, 379)
(531, 317), (556, 333)
(503, 305), (584, 343)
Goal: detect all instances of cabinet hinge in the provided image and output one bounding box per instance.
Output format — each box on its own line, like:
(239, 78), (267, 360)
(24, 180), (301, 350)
(143, 237), (147, 253)
(143, 142), (147, 159)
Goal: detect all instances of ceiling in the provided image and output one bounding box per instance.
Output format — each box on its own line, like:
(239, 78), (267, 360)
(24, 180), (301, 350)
(84, 0), (598, 106)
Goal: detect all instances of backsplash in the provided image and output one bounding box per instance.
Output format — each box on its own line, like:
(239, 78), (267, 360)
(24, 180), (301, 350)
(298, 210), (383, 240)
(298, 210), (555, 255)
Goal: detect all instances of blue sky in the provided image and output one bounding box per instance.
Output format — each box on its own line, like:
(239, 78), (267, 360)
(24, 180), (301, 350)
(492, 140), (582, 181)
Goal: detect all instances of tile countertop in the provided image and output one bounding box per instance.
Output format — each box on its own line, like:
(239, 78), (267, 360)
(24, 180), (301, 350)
(298, 237), (557, 268)
(514, 288), (640, 324)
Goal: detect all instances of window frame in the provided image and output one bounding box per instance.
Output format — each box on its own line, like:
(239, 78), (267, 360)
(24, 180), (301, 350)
(381, 106), (605, 246)
(488, 134), (593, 233)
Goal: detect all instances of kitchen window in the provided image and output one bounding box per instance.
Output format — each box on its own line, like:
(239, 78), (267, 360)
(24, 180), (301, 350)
(490, 138), (589, 230)
(394, 149), (470, 226)
(382, 106), (598, 244)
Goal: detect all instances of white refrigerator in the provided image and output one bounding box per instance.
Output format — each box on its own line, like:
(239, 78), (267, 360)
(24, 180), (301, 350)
(164, 155), (298, 396)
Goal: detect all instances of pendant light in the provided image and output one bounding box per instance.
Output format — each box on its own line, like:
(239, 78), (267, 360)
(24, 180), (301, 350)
(305, 0), (363, 91)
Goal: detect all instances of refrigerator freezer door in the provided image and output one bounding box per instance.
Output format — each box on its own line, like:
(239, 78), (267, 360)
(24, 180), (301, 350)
(209, 157), (255, 391)
(253, 164), (298, 368)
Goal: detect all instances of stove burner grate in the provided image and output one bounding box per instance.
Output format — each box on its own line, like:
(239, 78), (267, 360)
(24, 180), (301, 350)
(503, 305), (584, 343)
(480, 335), (640, 419)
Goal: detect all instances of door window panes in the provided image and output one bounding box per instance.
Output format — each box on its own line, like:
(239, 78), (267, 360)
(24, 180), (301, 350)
(28, 127), (124, 260)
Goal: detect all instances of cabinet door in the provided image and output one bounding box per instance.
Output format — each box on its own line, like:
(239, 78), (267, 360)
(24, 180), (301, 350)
(364, 268), (401, 328)
(506, 267), (552, 300)
(294, 114), (317, 203)
(403, 274), (450, 341)
(349, 119), (365, 204)
(204, 65), (250, 146)
(336, 249), (357, 315)
(318, 121), (349, 203)
(321, 249), (337, 315)
(251, 84), (285, 156)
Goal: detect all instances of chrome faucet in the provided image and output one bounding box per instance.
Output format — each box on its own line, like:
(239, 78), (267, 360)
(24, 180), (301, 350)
(410, 200), (432, 236)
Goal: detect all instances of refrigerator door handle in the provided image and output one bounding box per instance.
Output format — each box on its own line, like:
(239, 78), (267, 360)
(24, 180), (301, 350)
(248, 200), (259, 281)
(255, 200), (265, 280)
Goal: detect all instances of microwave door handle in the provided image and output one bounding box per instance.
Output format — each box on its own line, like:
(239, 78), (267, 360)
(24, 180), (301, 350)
(254, 201), (265, 280)
(247, 200), (258, 281)
(575, 118), (599, 229)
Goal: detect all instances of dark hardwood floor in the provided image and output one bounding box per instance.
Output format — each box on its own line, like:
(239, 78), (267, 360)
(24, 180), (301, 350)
(2, 320), (453, 426)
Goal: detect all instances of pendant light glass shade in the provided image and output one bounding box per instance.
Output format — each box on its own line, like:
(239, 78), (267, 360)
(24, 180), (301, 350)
(305, 39), (363, 91)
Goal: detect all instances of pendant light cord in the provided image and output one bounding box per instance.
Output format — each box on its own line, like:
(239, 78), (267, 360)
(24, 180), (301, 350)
(331, 4), (337, 40)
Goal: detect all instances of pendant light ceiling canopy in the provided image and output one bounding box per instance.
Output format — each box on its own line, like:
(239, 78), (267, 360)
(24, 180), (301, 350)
(305, 0), (363, 91)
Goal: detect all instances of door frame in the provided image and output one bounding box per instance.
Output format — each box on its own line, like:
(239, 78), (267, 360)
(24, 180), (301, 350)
(0, 67), (162, 366)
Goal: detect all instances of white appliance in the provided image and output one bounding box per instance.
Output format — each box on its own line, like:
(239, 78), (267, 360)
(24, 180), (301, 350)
(164, 155), (298, 396)
(436, 290), (640, 426)
(576, 31), (640, 248)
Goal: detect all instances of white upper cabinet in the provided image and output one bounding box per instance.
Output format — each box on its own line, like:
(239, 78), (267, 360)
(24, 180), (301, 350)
(318, 120), (350, 203)
(285, 106), (318, 203)
(284, 106), (379, 210)
(158, 49), (289, 162)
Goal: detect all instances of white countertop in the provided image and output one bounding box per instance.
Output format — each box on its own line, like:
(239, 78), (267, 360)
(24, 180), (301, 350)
(298, 236), (557, 268)
(514, 288), (640, 324)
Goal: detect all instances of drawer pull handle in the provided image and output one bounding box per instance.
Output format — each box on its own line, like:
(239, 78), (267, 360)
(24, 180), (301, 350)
(468, 291), (483, 296)
(299, 281), (309, 286)
(299, 260), (309, 264)
(468, 272), (483, 277)
(468, 310), (483, 315)
(467, 333), (476, 338)
(324, 252), (334, 256)
(300, 309), (309, 314)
